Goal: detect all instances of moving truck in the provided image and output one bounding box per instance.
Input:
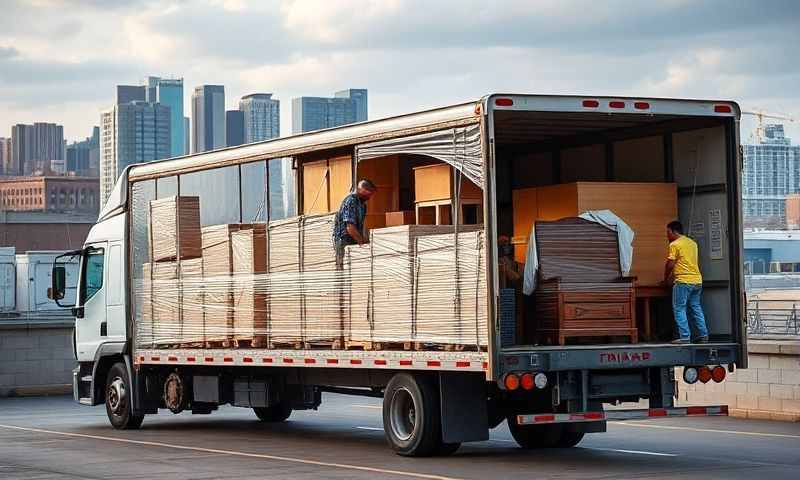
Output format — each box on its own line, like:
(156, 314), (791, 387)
(51, 94), (745, 456)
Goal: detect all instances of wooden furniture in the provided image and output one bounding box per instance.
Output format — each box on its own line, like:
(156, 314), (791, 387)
(385, 210), (416, 227)
(533, 217), (637, 345)
(512, 182), (677, 285)
(635, 285), (670, 342)
(413, 164), (482, 225)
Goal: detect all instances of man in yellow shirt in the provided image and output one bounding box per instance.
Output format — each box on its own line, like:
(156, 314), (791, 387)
(664, 221), (708, 344)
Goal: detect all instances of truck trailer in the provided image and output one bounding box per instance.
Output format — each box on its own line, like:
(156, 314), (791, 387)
(51, 93), (745, 456)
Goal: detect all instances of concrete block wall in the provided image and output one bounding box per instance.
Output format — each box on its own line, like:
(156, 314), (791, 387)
(676, 340), (800, 421)
(0, 321), (75, 397)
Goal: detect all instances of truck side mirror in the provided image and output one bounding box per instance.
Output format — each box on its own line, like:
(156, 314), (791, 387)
(52, 266), (66, 301)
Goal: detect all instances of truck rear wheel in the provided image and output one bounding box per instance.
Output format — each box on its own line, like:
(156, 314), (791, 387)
(105, 362), (144, 430)
(383, 373), (454, 457)
(507, 418), (564, 449)
(253, 404), (292, 422)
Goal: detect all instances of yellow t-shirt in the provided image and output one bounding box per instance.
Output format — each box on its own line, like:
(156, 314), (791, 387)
(667, 235), (703, 285)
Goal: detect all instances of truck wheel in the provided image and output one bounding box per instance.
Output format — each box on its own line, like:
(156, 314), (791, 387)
(383, 373), (443, 457)
(557, 431), (585, 447)
(105, 362), (144, 430)
(253, 404), (292, 422)
(507, 418), (563, 449)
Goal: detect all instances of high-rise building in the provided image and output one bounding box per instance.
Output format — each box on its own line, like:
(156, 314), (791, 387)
(292, 88), (367, 134)
(239, 93), (280, 142)
(11, 122), (64, 175)
(226, 110), (244, 147)
(66, 126), (100, 176)
(145, 76), (184, 157)
(100, 101), (171, 204)
(742, 124), (800, 225)
(183, 117), (190, 155)
(191, 85), (225, 153)
(116, 85), (146, 105)
(0, 137), (12, 176)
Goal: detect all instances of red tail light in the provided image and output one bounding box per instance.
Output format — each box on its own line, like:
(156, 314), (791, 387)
(698, 366), (712, 383)
(520, 373), (535, 390)
(504, 373), (520, 390)
(495, 98), (514, 107)
(714, 104), (732, 113)
(711, 366), (726, 383)
(609, 101), (625, 109)
(634, 102), (650, 110)
(582, 99), (599, 108)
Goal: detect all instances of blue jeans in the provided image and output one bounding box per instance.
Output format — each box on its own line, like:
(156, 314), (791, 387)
(672, 282), (708, 340)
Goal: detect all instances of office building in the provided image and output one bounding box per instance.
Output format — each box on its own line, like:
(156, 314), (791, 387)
(183, 117), (190, 155)
(100, 101), (171, 204)
(66, 126), (100, 176)
(0, 138), (11, 176)
(191, 85), (225, 153)
(239, 93), (280, 142)
(116, 85), (146, 105)
(292, 88), (367, 134)
(145, 76), (184, 157)
(742, 124), (800, 225)
(0, 176), (99, 214)
(226, 110), (244, 147)
(11, 122), (64, 175)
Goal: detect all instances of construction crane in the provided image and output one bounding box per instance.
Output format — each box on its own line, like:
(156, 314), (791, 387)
(742, 110), (795, 143)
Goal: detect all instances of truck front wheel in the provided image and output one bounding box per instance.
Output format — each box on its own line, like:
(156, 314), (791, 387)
(383, 373), (457, 456)
(253, 404), (292, 422)
(105, 362), (144, 430)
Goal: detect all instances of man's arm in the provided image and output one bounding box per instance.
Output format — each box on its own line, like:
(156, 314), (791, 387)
(346, 223), (366, 245)
(664, 259), (675, 284)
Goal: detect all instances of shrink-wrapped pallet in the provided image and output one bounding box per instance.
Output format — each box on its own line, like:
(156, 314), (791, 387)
(268, 216), (303, 344)
(231, 225), (268, 345)
(180, 258), (204, 344)
(150, 196), (202, 262)
(414, 230), (487, 347)
(151, 261), (179, 346)
(138, 264), (154, 347)
(301, 213), (341, 346)
(345, 244), (372, 345)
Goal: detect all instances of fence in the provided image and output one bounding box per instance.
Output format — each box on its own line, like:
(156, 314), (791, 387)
(746, 298), (800, 336)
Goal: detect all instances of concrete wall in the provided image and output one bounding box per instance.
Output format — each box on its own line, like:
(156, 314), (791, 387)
(0, 319), (75, 397)
(676, 340), (800, 421)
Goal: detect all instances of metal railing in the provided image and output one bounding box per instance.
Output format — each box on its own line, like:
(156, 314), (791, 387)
(746, 298), (800, 336)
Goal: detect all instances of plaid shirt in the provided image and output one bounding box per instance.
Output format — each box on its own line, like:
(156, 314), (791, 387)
(333, 192), (367, 247)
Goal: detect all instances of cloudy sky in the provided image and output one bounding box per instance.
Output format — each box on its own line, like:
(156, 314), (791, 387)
(1, 0), (799, 143)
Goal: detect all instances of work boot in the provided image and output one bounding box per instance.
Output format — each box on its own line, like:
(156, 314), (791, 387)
(693, 336), (709, 344)
(671, 338), (690, 344)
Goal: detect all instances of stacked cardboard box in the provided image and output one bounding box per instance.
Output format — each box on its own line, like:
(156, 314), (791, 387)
(180, 258), (204, 344)
(231, 225), (268, 345)
(345, 244), (372, 345)
(201, 224), (250, 343)
(139, 265), (154, 347)
(301, 213), (341, 345)
(150, 261), (179, 346)
(150, 196), (202, 262)
(268, 216), (303, 344)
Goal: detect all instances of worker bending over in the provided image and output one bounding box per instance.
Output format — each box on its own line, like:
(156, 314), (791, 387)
(664, 220), (708, 344)
(333, 179), (377, 268)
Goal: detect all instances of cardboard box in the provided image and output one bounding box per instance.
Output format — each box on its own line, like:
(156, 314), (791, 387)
(231, 225), (268, 343)
(202, 224), (251, 275)
(301, 213), (341, 344)
(267, 216), (302, 343)
(180, 258), (204, 344)
(150, 196), (202, 262)
(138, 264), (154, 347)
(345, 244), (372, 344)
(414, 164), (482, 203)
(151, 261), (179, 346)
(512, 182), (677, 285)
(385, 210), (416, 227)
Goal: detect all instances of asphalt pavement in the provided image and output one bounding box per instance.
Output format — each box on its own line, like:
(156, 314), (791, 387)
(0, 394), (798, 479)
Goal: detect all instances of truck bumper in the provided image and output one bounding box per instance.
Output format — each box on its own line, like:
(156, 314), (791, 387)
(517, 405), (728, 425)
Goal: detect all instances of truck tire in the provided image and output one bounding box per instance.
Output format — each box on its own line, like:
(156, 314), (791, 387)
(556, 431), (585, 447)
(383, 373), (447, 457)
(507, 418), (564, 449)
(253, 404), (292, 422)
(105, 362), (144, 430)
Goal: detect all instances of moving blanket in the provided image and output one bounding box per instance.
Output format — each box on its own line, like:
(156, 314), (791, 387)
(522, 209), (634, 295)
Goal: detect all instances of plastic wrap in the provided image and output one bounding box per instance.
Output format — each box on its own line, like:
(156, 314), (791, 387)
(133, 196), (489, 352)
(150, 196), (202, 262)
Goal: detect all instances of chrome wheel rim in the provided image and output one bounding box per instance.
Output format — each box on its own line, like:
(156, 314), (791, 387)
(389, 387), (416, 442)
(107, 377), (126, 416)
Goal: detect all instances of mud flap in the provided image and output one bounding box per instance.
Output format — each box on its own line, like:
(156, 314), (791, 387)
(439, 372), (489, 443)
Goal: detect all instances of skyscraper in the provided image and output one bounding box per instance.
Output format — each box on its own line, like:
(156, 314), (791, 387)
(100, 102), (171, 203)
(292, 88), (368, 133)
(191, 85), (225, 153)
(0, 137), (12, 176)
(116, 85), (146, 105)
(335, 89), (368, 122)
(145, 76), (185, 157)
(239, 93), (280, 142)
(66, 126), (100, 176)
(11, 122), (64, 175)
(183, 117), (190, 155)
(742, 124), (800, 224)
(226, 110), (244, 147)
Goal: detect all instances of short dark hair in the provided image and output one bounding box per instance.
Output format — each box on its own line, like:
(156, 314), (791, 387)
(358, 179), (376, 191)
(667, 220), (683, 234)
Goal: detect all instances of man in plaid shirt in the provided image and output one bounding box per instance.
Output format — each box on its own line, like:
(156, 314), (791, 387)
(333, 179), (377, 268)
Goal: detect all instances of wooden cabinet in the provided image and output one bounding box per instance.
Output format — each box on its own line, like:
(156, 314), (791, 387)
(413, 164), (482, 225)
(301, 154), (353, 215)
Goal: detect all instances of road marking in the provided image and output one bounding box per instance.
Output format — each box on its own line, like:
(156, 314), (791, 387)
(585, 447), (677, 457)
(352, 404), (382, 410)
(617, 422), (800, 439)
(356, 426), (384, 431)
(0, 424), (463, 480)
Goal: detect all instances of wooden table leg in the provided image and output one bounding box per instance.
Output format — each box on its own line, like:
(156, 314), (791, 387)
(643, 297), (652, 341)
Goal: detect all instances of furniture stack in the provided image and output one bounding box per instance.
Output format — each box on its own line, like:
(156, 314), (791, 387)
(414, 164), (483, 226)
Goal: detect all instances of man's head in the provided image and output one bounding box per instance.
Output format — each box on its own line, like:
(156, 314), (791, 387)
(356, 179), (377, 201)
(666, 220), (683, 242)
(498, 235), (514, 258)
